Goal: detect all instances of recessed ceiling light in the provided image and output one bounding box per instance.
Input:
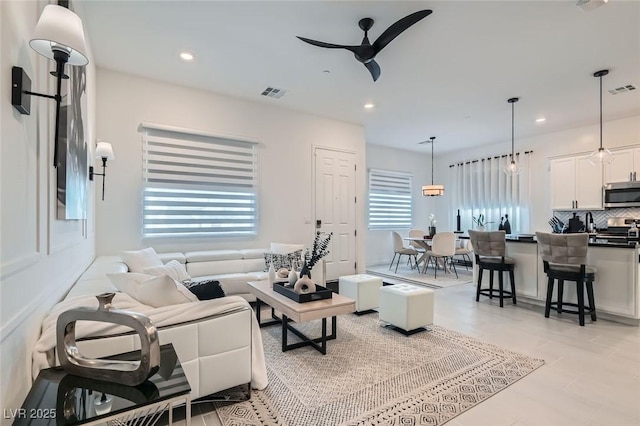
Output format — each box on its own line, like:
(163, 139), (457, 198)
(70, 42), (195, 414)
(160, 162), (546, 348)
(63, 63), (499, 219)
(536, 117), (546, 123)
(179, 51), (194, 62)
(364, 103), (375, 109)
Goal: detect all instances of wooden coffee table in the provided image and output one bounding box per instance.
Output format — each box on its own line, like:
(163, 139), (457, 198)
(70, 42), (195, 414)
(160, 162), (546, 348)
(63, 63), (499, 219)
(247, 280), (355, 355)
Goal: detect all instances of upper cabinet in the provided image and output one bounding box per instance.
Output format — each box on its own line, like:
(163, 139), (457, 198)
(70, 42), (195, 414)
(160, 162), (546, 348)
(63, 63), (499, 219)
(604, 147), (640, 184)
(550, 154), (603, 210)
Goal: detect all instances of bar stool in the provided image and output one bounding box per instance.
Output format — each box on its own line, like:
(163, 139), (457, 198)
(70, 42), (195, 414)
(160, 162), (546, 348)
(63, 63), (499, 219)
(468, 230), (516, 307)
(535, 232), (597, 326)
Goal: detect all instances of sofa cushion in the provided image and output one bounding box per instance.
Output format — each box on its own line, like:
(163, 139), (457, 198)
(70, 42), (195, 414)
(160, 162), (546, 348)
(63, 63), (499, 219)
(119, 248), (163, 273)
(264, 250), (303, 272)
(270, 243), (305, 255)
(185, 250), (241, 262)
(240, 249), (267, 259)
(187, 259), (248, 277)
(158, 252), (187, 264)
(66, 278), (119, 300)
(144, 260), (191, 281)
(184, 279), (226, 300)
(107, 273), (198, 307)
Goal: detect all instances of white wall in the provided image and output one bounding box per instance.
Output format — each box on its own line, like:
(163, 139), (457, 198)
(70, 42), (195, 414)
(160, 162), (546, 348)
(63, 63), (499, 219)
(433, 115), (640, 234)
(0, 1), (96, 418)
(365, 144), (433, 265)
(94, 69), (367, 273)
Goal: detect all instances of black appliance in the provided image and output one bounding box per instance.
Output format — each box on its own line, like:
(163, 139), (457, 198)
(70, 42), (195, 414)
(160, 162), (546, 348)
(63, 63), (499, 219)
(567, 213), (585, 233)
(604, 182), (640, 208)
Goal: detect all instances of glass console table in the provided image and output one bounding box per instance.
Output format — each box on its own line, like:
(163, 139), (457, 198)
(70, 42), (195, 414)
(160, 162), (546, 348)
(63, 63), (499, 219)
(13, 344), (191, 426)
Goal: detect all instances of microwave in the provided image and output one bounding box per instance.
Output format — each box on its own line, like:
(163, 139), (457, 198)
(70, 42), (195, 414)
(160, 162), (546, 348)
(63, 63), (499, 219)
(604, 181), (640, 208)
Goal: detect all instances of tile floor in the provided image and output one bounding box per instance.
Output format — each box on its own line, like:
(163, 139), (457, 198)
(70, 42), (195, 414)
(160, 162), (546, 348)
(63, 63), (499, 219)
(178, 282), (640, 426)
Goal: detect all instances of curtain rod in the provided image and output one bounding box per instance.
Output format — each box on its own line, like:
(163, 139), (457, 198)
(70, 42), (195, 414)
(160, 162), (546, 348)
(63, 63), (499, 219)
(448, 150), (533, 168)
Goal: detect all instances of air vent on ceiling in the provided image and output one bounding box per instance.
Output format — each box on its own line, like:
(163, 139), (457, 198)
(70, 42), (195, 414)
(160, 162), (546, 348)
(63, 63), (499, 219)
(261, 87), (287, 99)
(608, 85), (636, 95)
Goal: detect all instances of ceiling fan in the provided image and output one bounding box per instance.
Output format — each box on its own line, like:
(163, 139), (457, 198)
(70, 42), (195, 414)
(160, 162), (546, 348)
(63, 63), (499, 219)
(296, 9), (432, 82)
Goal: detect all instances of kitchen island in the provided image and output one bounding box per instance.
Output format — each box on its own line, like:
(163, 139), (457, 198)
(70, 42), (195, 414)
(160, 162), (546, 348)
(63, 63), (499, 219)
(462, 235), (640, 324)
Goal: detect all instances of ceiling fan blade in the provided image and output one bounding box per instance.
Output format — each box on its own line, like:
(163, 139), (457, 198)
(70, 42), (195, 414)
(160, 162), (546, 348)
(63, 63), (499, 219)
(364, 59), (381, 82)
(296, 36), (361, 54)
(372, 9), (432, 54)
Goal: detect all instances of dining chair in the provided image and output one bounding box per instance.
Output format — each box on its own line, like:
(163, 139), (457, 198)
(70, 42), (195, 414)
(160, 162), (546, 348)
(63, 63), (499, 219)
(408, 228), (427, 267)
(423, 232), (458, 278)
(389, 231), (419, 273)
(454, 239), (473, 270)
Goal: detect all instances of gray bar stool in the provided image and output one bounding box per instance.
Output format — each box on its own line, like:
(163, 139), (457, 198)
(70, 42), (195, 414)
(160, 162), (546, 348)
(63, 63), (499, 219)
(468, 230), (516, 307)
(536, 232), (597, 326)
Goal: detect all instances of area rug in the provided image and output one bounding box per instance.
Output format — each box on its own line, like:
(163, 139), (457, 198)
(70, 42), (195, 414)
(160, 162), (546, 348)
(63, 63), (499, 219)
(366, 263), (473, 289)
(215, 313), (544, 425)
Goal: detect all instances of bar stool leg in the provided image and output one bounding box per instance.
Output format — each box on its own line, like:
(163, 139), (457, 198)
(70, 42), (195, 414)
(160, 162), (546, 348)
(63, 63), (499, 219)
(489, 270), (494, 299)
(577, 279), (585, 326)
(586, 281), (597, 321)
(544, 276), (554, 318)
(509, 269), (516, 304)
(557, 280), (564, 313)
(476, 268), (484, 302)
(498, 269), (504, 307)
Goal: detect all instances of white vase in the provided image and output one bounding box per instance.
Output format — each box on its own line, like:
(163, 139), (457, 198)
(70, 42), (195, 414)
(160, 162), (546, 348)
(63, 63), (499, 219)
(268, 254), (276, 283)
(477, 225), (486, 232)
(293, 276), (316, 294)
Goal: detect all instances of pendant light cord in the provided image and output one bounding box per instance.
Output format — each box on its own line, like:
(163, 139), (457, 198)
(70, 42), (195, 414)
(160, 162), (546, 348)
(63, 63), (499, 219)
(599, 73), (603, 150)
(430, 136), (435, 185)
(511, 101), (515, 159)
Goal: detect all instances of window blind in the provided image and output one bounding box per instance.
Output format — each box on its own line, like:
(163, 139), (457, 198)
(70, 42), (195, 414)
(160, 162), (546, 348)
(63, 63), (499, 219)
(142, 126), (257, 238)
(368, 169), (413, 230)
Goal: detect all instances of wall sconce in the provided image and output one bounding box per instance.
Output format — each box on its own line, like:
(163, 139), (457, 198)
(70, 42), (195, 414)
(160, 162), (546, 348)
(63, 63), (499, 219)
(89, 142), (115, 200)
(11, 4), (89, 167)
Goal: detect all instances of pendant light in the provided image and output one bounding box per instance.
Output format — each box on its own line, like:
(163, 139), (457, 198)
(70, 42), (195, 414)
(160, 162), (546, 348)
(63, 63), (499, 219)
(588, 69), (613, 165)
(422, 137), (445, 196)
(504, 97), (521, 176)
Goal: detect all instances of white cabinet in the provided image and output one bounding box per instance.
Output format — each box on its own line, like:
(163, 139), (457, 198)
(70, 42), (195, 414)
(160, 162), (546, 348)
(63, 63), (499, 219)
(604, 147), (640, 184)
(550, 154), (603, 210)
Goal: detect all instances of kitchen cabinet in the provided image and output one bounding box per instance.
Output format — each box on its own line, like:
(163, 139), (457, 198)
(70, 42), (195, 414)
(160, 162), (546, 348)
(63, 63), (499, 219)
(604, 146), (640, 184)
(550, 154), (603, 210)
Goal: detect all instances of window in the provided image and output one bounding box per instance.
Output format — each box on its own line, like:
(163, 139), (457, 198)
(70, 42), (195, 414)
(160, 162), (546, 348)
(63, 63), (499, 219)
(141, 124), (257, 238)
(368, 169), (413, 230)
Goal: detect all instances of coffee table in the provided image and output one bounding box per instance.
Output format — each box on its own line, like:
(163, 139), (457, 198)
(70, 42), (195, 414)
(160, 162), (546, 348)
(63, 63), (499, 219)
(247, 280), (355, 355)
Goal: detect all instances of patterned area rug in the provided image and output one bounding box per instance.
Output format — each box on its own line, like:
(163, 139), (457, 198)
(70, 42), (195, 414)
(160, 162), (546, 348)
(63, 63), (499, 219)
(215, 313), (544, 425)
(366, 263), (473, 289)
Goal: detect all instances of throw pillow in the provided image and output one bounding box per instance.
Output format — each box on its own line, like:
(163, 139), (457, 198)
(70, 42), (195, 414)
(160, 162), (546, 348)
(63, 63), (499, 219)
(119, 247), (163, 273)
(264, 249), (303, 272)
(144, 259), (190, 282)
(183, 279), (226, 300)
(107, 273), (198, 307)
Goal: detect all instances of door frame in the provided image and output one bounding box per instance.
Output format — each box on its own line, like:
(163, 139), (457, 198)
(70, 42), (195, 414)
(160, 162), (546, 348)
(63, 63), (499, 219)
(311, 145), (359, 277)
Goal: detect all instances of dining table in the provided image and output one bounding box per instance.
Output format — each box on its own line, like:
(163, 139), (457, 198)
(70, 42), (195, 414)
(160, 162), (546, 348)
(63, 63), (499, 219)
(404, 235), (465, 273)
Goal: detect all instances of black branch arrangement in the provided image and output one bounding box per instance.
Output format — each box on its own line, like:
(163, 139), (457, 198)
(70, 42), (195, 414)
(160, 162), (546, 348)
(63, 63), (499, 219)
(300, 231), (332, 278)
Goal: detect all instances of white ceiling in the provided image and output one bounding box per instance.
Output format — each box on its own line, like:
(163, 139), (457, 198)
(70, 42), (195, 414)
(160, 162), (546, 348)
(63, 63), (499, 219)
(79, 0), (640, 154)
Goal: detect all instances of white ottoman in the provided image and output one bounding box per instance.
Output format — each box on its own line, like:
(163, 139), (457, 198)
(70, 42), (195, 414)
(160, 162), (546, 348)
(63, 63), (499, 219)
(339, 274), (383, 313)
(379, 284), (434, 335)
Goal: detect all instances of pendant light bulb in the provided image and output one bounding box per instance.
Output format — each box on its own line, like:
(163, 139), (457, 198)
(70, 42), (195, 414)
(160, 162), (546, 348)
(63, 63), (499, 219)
(589, 69), (614, 166)
(504, 97), (521, 176)
(422, 136), (444, 196)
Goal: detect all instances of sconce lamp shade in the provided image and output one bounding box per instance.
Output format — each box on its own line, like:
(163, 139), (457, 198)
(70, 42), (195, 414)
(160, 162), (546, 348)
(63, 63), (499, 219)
(422, 184), (445, 197)
(30, 5), (89, 66)
(95, 142), (114, 160)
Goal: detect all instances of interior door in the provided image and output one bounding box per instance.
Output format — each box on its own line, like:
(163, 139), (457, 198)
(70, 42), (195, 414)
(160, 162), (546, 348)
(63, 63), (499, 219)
(314, 148), (357, 280)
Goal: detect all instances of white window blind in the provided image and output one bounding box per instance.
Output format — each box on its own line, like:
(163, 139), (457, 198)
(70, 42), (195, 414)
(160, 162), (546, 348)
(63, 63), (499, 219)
(368, 169), (413, 230)
(142, 125), (258, 238)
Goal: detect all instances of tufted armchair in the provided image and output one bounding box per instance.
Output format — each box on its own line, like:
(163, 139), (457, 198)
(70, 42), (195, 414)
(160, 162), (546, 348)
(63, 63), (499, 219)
(468, 230), (516, 307)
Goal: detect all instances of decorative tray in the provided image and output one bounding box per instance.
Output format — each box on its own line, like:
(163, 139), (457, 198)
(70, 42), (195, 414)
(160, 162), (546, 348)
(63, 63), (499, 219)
(273, 282), (333, 303)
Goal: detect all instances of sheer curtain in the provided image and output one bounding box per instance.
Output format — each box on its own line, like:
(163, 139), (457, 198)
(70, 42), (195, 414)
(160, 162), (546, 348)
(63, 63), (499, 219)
(450, 152), (532, 233)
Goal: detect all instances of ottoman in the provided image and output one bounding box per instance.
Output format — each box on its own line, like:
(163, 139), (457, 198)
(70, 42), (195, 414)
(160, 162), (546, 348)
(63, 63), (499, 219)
(379, 284), (434, 335)
(339, 274), (383, 314)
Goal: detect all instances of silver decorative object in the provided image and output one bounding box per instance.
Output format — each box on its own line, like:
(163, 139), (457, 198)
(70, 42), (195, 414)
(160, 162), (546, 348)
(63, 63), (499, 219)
(56, 292), (160, 386)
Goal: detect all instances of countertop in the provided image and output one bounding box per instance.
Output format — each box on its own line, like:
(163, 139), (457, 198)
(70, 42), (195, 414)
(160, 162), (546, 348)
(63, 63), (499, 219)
(458, 234), (639, 249)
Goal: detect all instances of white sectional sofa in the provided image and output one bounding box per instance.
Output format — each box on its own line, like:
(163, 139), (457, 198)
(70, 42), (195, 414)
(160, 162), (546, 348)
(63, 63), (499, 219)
(33, 248), (275, 401)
